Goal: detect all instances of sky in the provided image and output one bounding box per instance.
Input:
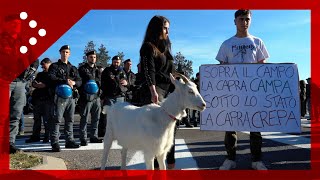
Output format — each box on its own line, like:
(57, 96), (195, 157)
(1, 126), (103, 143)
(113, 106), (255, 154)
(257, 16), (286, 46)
(39, 10), (311, 80)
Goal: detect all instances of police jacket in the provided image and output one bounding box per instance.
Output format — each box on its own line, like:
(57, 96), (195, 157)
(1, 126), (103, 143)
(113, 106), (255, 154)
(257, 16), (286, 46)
(0, 32), (38, 82)
(125, 69), (136, 91)
(78, 63), (101, 96)
(32, 71), (51, 100)
(47, 59), (82, 93)
(101, 65), (128, 98)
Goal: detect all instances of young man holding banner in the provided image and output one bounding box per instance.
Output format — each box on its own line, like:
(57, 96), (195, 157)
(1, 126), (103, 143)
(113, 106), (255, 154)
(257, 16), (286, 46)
(215, 9), (270, 170)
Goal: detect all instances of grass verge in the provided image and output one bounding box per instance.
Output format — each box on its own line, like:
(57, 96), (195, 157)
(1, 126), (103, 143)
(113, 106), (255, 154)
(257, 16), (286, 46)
(10, 152), (43, 170)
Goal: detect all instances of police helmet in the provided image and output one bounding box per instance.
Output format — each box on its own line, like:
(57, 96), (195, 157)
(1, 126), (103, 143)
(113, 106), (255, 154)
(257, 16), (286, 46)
(56, 84), (72, 98)
(84, 80), (99, 94)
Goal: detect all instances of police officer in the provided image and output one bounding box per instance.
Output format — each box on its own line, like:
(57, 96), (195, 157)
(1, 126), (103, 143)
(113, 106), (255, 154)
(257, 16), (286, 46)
(78, 51), (102, 146)
(25, 58), (52, 143)
(99, 56), (127, 136)
(48, 45), (81, 152)
(123, 59), (136, 102)
(0, 14), (39, 153)
(101, 55), (128, 105)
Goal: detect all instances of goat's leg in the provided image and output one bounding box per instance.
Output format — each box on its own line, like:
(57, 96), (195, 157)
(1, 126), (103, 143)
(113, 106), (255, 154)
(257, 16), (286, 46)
(156, 153), (167, 170)
(120, 148), (128, 170)
(144, 154), (155, 170)
(100, 129), (113, 170)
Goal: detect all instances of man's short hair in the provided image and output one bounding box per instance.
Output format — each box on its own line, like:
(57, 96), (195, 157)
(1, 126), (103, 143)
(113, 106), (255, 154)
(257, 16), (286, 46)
(235, 9), (252, 18)
(40, 58), (51, 65)
(196, 72), (200, 77)
(123, 59), (131, 64)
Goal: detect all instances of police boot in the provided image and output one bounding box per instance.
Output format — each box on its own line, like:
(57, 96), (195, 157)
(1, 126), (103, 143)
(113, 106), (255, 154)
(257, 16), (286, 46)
(42, 136), (49, 143)
(90, 137), (103, 143)
(10, 143), (23, 154)
(25, 136), (41, 143)
(52, 143), (61, 152)
(65, 141), (80, 149)
(81, 139), (88, 146)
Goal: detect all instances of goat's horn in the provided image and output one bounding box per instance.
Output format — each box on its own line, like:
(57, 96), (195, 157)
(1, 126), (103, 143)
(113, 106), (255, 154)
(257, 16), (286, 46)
(173, 72), (189, 83)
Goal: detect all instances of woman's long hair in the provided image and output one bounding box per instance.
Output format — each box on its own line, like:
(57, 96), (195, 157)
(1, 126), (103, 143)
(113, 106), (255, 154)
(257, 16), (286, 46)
(141, 15), (173, 58)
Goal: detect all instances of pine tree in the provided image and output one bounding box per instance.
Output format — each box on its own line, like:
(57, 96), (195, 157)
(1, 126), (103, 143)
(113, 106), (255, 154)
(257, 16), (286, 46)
(97, 44), (110, 68)
(173, 52), (193, 78)
(82, 41), (96, 63)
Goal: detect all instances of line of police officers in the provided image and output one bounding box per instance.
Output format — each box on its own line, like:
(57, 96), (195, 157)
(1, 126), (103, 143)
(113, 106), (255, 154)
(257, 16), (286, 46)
(22, 45), (136, 152)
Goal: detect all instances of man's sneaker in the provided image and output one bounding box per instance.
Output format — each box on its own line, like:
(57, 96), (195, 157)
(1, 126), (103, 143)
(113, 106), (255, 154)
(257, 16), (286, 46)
(52, 143), (61, 152)
(219, 159), (236, 170)
(80, 139), (88, 146)
(252, 161), (267, 170)
(65, 141), (80, 148)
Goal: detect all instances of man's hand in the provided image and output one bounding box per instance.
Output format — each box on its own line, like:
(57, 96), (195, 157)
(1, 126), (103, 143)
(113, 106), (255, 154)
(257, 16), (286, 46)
(67, 79), (75, 89)
(33, 81), (46, 88)
(120, 79), (128, 86)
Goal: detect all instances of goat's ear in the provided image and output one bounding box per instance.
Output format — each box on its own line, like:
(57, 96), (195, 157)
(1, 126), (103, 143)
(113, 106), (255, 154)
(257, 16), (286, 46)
(170, 73), (176, 84)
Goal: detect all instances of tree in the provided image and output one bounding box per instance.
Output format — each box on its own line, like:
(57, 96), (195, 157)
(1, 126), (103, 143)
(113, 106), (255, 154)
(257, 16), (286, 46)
(117, 52), (125, 60)
(83, 41), (96, 63)
(173, 52), (193, 78)
(97, 44), (110, 68)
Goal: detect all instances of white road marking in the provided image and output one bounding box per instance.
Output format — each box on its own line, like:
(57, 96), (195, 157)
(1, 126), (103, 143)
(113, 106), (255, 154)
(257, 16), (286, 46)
(243, 131), (310, 149)
(16, 138), (198, 170)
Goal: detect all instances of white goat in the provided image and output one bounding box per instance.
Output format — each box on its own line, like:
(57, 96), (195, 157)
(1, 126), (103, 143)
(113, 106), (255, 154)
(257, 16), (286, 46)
(100, 73), (206, 170)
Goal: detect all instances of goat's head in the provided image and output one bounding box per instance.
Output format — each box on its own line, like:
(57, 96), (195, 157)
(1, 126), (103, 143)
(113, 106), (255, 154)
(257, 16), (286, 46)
(170, 73), (206, 112)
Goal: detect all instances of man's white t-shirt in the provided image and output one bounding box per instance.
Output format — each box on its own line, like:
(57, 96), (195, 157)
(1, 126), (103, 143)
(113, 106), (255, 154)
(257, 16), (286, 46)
(216, 35), (270, 64)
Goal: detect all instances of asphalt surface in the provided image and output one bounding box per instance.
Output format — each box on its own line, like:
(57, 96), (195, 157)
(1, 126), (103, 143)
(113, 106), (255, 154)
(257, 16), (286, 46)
(15, 113), (313, 170)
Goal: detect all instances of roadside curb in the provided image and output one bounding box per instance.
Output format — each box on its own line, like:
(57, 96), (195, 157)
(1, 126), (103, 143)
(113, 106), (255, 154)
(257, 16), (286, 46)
(27, 154), (67, 170)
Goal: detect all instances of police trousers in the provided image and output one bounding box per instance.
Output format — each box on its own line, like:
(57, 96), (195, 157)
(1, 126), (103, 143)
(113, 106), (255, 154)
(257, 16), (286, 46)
(79, 98), (101, 140)
(32, 98), (52, 139)
(50, 96), (76, 145)
(9, 81), (26, 144)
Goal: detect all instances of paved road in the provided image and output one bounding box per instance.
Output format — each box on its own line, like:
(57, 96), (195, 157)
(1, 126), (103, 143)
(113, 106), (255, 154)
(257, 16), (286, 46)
(15, 114), (314, 170)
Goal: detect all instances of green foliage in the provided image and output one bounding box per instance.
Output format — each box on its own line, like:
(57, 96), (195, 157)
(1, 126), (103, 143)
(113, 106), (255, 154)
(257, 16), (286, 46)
(10, 152), (43, 170)
(97, 44), (110, 68)
(82, 41), (96, 63)
(173, 52), (193, 78)
(80, 41), (111, 68)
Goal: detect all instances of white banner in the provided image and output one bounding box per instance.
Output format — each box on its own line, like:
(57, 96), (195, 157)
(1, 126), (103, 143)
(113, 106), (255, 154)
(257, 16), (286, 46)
(200, 63), (301, 133)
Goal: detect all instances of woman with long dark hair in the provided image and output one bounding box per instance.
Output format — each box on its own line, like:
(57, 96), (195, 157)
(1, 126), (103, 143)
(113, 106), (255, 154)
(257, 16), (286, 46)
(139, 15), (176, 169)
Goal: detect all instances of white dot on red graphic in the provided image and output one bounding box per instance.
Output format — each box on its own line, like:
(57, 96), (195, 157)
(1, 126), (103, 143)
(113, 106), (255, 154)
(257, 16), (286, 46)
(20, 12), (28, 20)
(29, 20), (37, 28)
(20, 46), (28, 54)
(29, 37), (37, 45)
(39, 29), (46, 37)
